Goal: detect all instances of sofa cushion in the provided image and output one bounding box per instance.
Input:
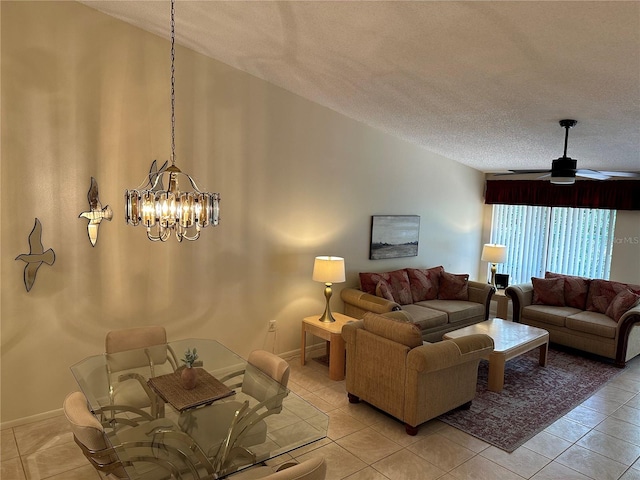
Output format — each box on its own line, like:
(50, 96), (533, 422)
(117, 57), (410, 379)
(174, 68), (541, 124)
(417, 300), (484, 324)
(532, 277), (565, 306)
(407, 266), (443, 302)
(566, 311), (618, 339)
(545, 272), (591, 310)
(438, 272), (469, 301)
(605, 289), (640, 322)
(362, 312), (423, 348)
(400, 304), (448, 330)
(522, 305), (581, 327)
(587, 280), (640, 314)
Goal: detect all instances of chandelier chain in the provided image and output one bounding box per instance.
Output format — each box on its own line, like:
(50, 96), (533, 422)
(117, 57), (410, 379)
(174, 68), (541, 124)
(170, 0), (176, 166)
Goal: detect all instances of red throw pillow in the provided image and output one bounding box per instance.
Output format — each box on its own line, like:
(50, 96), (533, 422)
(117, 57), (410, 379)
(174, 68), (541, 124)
(532, 277), (565, 306)
(406, 266), (443, 302)
(587, 280), (640, 314)
(386, 269), (413, 305)
(545, 272), (590, 310)
(438, 272), (469, 301)
(375, 279), (396, 302)
(359, 271), (391, 295)
(605, 289), (640, 322)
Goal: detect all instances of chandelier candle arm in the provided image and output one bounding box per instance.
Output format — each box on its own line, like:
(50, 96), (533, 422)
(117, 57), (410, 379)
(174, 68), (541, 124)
(124, 0), (219, 242)
(312, 256), (346, 323)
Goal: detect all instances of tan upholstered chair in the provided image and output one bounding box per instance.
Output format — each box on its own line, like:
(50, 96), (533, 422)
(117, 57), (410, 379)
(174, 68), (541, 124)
(181, 350), (291, 475)
(64, 391), (214, 479)
(342, 312), (494, 435)
(227, 457), (326, 480)
(105, 325), (177, 418)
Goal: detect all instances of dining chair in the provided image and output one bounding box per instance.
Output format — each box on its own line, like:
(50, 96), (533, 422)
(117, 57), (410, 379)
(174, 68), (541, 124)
(64, 391), (215, 480)
(105, 325), (178, 418)
(180, 350), (291, 475)
(226, 457), (326, 480)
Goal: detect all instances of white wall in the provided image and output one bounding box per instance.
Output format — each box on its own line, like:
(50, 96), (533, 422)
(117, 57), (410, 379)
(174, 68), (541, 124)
(1, 2), (486, 424)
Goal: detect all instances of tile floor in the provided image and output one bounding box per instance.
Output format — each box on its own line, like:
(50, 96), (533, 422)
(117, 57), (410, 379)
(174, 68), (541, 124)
(4, 350), (640, 480)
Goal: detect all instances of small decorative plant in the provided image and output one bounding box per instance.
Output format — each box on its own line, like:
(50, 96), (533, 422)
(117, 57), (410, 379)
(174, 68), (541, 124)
(181, 348), (198, 369)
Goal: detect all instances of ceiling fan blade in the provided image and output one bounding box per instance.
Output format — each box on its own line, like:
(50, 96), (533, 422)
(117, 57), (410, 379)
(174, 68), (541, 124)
(596, 171), (640, 178)
(576, 169), (610, 180)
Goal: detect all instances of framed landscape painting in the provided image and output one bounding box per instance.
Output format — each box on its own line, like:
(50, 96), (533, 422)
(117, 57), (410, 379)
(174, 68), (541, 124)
(369, 215), (420, 260)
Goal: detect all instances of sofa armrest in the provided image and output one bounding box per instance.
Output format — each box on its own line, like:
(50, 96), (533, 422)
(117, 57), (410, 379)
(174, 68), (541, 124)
(615, 305), (640, 367)
(468, 281), (496, 320)
(340, 288), (401, 317)
(505, 283), (533, 323)
(407, 334), (494, 374)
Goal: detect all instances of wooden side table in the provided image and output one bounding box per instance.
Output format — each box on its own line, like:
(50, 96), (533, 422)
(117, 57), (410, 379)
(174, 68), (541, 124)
(301, 312), (355, 381)
(494, 289), (510, 319)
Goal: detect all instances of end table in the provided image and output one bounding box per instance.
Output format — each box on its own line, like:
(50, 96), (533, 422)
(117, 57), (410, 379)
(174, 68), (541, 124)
(301, 312), (355, 381)
(495, 289), (510, 319)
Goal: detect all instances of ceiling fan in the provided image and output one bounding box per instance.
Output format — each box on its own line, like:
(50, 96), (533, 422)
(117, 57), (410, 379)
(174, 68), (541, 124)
(496, 119), (640, 185)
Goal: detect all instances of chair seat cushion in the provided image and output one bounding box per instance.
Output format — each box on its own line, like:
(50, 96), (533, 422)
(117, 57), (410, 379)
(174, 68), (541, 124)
(522, 305), (581, 327)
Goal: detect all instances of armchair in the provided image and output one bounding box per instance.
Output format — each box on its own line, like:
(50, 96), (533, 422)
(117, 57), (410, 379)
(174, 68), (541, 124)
(342, 312), (494, 435)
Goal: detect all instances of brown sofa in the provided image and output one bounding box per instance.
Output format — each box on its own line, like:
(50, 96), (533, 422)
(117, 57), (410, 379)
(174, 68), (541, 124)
(506, 273), (640, 367)
(342, 312), (494, 435)
(340, 266), (495, 342)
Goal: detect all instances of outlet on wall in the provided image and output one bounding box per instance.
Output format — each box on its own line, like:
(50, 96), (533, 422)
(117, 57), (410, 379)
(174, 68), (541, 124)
(268, 319), (277, 332)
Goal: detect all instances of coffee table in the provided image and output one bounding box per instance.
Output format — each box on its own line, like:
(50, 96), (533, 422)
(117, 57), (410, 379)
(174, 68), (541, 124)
(443, 318), (549, 392)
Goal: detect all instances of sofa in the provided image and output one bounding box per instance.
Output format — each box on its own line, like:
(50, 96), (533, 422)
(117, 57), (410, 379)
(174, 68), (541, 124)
(506, 272), (640, 367)
(342, 312), (494, 435)
(340, 266), (495, 342)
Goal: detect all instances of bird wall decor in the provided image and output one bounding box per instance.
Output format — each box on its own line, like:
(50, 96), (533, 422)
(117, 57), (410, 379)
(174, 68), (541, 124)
(15, 218), (56, 292)
(79, 177), (112, 246)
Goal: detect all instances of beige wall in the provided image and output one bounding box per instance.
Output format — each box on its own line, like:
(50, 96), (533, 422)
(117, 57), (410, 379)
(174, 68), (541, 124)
(1, 2), (487, 423)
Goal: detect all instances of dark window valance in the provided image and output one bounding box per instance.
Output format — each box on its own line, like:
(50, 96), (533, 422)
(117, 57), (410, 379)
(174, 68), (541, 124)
(485, 180), (640, 210)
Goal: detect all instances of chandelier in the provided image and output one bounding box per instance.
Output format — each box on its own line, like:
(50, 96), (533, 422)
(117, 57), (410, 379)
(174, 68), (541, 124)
(124, 0), (219, 242)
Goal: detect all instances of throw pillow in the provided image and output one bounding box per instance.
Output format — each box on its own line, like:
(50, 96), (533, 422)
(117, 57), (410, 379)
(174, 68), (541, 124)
(386, 269), (414, 305)
(438, 272), (469, 301)
(362, 312), (423, 349)
(532, 277), (565, 306)
(605, 289), (640, 322)
(407, 266), (443, 302)
(545, 272), (591, 310)
(359, 271), (391, 295)
(587, 280), (640, 314)
(375, 280), (396, 302)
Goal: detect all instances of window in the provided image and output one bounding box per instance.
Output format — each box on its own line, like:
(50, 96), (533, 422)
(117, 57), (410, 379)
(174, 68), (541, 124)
(489, 204), (616, 284)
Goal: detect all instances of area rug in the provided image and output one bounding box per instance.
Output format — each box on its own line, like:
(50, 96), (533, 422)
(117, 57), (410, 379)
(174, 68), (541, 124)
(438, 346), (623, 452)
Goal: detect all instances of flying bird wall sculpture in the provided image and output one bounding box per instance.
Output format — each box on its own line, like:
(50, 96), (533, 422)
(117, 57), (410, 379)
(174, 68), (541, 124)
(15, 218), (56, 292)
(79, 177), (112, 246)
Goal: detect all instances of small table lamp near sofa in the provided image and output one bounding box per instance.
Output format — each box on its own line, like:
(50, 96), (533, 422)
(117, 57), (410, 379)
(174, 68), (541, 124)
(313, 256), (346, 323)
(481, 244), (507, 289)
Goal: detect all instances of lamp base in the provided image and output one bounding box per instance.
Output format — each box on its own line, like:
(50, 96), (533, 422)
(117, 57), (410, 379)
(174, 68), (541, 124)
(318, 283), (336, 323)
(489, 263), (497, 289)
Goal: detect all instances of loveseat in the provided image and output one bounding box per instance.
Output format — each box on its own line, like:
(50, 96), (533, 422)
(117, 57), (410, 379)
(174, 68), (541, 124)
(506, 272), (640, 367)
(342, 312), (494, 435)
(340, 266), (495, 342)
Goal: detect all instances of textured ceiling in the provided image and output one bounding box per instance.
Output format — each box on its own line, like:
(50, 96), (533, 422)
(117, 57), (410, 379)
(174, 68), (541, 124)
(81, 1), (640, 174)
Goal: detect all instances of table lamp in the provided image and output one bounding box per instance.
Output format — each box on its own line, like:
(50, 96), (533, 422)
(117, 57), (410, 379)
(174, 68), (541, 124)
(481, 244), (507, 289)
(312, 256), (346, 323)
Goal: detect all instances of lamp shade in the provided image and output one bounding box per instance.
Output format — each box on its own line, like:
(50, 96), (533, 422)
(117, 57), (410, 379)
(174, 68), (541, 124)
(312, 256), (346, 284)
(481, 244), (507, 264)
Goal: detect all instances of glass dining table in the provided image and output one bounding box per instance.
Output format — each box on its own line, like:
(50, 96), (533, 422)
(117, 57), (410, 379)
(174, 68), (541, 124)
(70, 338), (328, 479)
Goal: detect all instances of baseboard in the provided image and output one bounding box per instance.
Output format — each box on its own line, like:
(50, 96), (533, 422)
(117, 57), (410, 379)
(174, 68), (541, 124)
(1, 407), (64, 430)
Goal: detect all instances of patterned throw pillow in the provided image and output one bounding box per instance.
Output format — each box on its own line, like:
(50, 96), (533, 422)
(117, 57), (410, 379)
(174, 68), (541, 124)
(375, 279), (396, 302)
(438, 272), (469, 301)
(605, 289), (640, 322)
(386, 269), (413, 305)
(532, 277), (565, 306)
(359, 271), (391, 295)
(588, 280), (640, 314)
(406, 266), (443, 302)
(545, 272), (590, 310)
